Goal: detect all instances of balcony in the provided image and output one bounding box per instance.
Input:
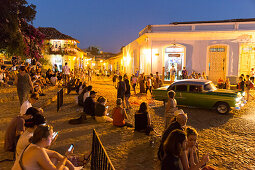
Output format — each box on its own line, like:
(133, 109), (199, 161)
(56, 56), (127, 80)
(44, 46), (77, 56)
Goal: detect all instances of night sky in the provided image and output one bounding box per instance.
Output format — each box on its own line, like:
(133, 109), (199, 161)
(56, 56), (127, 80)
(27, 0), (255, 53)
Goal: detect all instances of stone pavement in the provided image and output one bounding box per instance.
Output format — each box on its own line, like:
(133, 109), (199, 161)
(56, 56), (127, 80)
(0, 78), (255, 169)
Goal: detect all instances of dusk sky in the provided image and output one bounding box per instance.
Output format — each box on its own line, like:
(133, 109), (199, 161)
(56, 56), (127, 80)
(27, 0), (255, 53)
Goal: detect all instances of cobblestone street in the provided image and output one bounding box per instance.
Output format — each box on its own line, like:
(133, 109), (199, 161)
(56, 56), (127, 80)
(0, 78), (255, 169)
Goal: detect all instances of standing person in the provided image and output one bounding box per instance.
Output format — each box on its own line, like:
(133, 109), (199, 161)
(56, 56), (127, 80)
(112, 74), (118, 88)
(131, 74), (138, 95)
(12, 125), (75, 170)
(154, 72), (160, 89)
(53, 64), (58, 73)
(237, 76), (245, 92)
(182, 67), (188, 79)
(117, 76), (126, 108)
(250, 68), (255, 83)
(165, 90), (178, 129)
(135, 102), (153, 135)
(14, 66), (34, 105)
(20, 93), (39, 116)
(225, 78), (230, 90)
(62, 62), (70, 86)
(124, 74), (131, 109)
(245, 75), (254, 101)
(170, 65), (176, 82)
(112, 98), (133, 127)
(146, 76), (153, 94)
(202, 71), (207, 80)
(88, 68), (92, 83)
(138, 74), (146, 93)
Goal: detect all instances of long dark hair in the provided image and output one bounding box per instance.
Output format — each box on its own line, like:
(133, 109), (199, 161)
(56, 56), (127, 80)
(29, 125), (53, 144)
(163, 129), (186, 156)
(138, 102), (148, 113)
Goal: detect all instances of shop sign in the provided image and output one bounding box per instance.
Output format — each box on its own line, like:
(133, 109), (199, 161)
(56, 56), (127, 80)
(168, 54), (180, 57)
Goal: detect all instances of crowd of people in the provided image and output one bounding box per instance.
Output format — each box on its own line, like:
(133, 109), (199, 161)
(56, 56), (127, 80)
(3, 61), (255, 169)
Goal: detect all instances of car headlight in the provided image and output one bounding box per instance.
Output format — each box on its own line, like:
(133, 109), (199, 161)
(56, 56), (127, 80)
(235, 97), (241, 102)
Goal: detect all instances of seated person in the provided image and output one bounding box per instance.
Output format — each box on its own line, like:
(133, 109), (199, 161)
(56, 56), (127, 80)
(161, 130), (187, 170)
(20, 93), (39, 116)
(217, 77), (224, 89)
(158, 109), (187, 161)
(16, 112), (46, 158)
(112, 98), (133, 127)
(83, 91), (97, 118)
(50, 74), (58, 86)
(182, 126), (211, 170)
(95, 96), (113, 123)
(135, 102), (153, 135)
(83, 85), (92, 103)
(4, 107), (38, 152)
(12, 125), (75, 170)
(67, 78), (78, 94)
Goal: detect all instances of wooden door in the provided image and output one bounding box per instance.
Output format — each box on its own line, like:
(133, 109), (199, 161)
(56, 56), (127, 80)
(208, 45), (227, 82)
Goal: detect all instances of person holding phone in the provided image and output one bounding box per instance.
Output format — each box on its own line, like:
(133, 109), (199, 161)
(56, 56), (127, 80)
(12, 125), (75, 170)
(94, 96), (113, 123)
(182, 126), (213, 170)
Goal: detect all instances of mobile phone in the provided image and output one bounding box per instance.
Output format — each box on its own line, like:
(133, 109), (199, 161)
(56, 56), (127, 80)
(68, 144), (74, 152)
(52, 131), (58, 140)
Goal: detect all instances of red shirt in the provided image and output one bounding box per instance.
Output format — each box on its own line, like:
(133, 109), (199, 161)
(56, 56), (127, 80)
(112, 107), (125, 126)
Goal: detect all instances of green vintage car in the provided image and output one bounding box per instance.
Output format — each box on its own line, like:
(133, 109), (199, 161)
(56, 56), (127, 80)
(152, 79), (246, 114)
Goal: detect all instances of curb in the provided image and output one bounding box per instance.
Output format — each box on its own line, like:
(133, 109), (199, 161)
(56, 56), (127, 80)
(0, 86), (58, 104)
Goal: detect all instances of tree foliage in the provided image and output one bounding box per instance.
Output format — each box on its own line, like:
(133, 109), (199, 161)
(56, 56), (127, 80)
(86, 46), (101, 55)
(0, 0), (44, 60)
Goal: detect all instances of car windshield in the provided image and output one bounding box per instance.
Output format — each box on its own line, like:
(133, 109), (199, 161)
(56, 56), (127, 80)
(204, 82), (217, 91)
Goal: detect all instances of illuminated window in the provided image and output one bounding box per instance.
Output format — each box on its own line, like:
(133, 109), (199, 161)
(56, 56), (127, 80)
(209, 48), (225, 52)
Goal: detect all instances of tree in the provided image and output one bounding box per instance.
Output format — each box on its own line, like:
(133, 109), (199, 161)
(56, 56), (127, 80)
(0, 0), (42, 59)
(86, 46), (101, 55)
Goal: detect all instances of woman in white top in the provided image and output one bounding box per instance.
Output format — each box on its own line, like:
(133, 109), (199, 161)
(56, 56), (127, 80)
(12, 125), (75, 170)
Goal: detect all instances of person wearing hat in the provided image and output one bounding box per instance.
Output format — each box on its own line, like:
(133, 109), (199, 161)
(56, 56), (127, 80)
(16, 112), (46, 158)
(158, 109), (187, 161)
(14, 65), (34, 105)
(4, 107), (39, 152)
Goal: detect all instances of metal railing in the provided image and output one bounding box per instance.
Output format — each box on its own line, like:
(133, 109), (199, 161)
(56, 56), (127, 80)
(57, 88), (63, 112)
(91, 129), (115, 170)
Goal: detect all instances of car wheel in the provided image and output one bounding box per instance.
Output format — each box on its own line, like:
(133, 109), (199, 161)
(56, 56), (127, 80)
(216, 102), (230, 114)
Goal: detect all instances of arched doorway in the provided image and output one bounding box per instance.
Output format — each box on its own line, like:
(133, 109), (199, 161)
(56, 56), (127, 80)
(208, 45), (227, 82)
(164, 44), (185, 81)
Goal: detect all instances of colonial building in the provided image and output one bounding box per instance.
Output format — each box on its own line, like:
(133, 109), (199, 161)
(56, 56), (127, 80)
(38, 27), (87, 71)
(122, 18), (255, 83)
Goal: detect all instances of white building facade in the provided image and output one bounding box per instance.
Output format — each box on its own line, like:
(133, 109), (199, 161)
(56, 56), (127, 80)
(123, 19), (255, 83)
